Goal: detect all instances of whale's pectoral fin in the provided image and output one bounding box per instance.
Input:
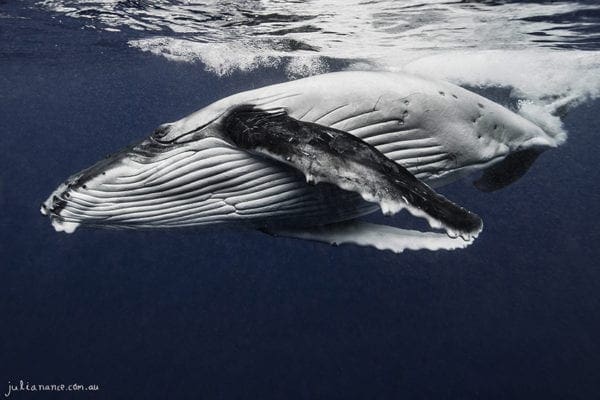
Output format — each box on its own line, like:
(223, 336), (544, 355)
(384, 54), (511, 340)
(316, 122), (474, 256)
(223, 105), (483, 240)
(473, 148), (542, 192)
(262, 220), (476, 253)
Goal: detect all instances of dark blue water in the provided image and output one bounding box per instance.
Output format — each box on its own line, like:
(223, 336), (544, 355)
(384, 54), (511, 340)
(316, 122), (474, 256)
(2, 2), (600, 399)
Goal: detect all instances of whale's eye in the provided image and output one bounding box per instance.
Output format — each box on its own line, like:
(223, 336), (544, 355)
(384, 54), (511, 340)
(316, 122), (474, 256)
(152, 125), (170, 139)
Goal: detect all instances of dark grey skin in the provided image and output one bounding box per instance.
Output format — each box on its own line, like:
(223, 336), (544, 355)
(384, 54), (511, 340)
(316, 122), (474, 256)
(473, 148), (543, 192)
(223, 106), (483, 238)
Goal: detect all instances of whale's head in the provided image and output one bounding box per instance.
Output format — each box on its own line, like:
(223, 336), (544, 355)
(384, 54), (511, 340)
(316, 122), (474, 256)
(40, 121), (228, 233)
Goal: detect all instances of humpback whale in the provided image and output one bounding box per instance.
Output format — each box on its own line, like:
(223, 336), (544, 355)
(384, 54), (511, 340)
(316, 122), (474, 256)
(40, 71), (563, 252)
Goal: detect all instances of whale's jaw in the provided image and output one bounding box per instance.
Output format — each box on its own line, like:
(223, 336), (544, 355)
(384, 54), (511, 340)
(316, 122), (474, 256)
(41, 134), (205, 233)
(40, 138), (163, 233)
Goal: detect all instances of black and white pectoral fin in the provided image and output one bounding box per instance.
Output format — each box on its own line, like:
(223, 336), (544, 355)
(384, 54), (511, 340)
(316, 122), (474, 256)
(223, 105), (483, 240)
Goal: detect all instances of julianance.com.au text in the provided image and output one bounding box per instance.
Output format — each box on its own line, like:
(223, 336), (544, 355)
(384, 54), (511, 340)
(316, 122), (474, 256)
(5, 380), (100, 397)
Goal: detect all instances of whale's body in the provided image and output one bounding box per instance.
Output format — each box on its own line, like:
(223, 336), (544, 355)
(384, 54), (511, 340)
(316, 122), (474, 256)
(42, 71), (563, 252)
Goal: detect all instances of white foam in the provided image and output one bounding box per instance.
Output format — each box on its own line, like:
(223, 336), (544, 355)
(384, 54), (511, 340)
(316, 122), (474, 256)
(37, 0), (600, 138)
(399, 50), (600, 111)
(130, 38), (282, 76)
(284, 56), (328, 79)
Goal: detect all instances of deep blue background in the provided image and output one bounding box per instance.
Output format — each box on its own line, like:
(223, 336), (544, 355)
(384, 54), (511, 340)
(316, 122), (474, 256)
(1, 3), (599, 399)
